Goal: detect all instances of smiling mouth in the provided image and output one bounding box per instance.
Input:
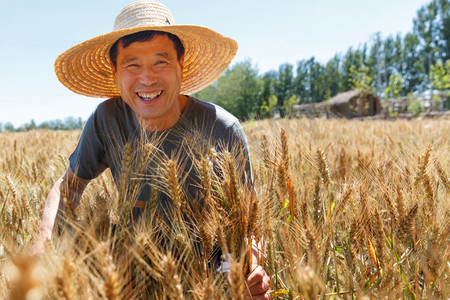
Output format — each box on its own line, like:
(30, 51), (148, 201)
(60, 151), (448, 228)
(137, 91), (162, 101)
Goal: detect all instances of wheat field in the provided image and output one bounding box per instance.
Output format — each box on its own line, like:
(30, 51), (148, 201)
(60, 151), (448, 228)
(0, 118), (449, 299)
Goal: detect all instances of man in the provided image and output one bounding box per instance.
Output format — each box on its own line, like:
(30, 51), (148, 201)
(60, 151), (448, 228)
(35, 1), (270, 298)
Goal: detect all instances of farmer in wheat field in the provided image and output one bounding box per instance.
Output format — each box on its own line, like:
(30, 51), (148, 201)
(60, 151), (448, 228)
(34, 0), (270, 298)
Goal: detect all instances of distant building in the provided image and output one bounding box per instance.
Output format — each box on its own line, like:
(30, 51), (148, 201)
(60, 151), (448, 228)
(292, 90), (382, 119)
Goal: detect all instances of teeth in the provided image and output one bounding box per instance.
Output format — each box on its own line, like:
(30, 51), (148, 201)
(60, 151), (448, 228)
(137, 91), (162, 100)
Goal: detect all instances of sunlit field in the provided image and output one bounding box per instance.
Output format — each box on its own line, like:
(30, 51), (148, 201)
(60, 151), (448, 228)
(1, 118), (449, 299)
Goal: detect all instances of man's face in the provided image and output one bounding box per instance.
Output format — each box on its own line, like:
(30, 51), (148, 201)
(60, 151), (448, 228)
(112, 34), (184, 130)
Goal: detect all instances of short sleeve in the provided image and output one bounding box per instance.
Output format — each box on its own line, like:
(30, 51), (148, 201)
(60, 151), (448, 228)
(69, 109), (108, 180)
(230, 121), (253, 188)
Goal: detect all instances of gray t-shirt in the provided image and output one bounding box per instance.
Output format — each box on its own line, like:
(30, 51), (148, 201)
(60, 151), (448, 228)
(69, 96), (251, 211)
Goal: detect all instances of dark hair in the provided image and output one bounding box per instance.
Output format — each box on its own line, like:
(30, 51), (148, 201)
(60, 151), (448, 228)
(109, 30), (185, 68)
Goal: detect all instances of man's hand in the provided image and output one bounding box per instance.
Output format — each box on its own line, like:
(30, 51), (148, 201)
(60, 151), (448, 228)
(245, 265), (271, 299)
(30, 236), (47, 258)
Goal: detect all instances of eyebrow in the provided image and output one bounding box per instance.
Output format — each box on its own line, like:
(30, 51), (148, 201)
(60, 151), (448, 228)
(119, 52), (175, 65)
(120, 57), (139, 65)
(155, 52), (175, 61)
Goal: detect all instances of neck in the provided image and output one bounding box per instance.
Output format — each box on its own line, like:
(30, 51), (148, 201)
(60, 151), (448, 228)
(138, 95), (189, 131)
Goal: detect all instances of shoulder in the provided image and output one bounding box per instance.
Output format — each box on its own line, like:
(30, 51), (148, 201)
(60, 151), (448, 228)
(95, 97), (130, 117)
(182, 97), (247, 147)
(81, 97), (139, 149)
(90, 97), (137, 128)
(187, 97), (239, 129)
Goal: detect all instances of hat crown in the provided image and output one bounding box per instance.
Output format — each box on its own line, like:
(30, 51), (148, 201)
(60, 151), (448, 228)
(113, 0), (175, 31)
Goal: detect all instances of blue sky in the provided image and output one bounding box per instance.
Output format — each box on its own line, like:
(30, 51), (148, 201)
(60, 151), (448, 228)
(0, 0), (431, 127)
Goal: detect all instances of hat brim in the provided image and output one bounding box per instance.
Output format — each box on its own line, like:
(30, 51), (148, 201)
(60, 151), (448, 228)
(55, 25), (237, 98)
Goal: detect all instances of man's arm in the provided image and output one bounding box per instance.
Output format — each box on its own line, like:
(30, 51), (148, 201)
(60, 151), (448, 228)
(229, 123), (271, 299)
(33, 168), (90, 255)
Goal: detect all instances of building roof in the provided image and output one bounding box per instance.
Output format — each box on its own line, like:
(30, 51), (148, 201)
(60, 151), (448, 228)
(292, 89), (382, 113)
(324, 90), (362, 106)
(293, 90), (364, 111)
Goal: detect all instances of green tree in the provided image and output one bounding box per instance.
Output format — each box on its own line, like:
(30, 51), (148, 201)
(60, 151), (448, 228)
(348, 64), (373, 92)
(307, 58), (329, 103)
(371, 35), (405, 94)
(196, 60), (261, 120)
(348, 64), (375, 116)
(323, 55), (343, 98)
(414, 1), (438, 75)
(4, 122), (15, 132)
(413, 0), (450, 82)
(63, 117), (84, 130)
(260, 94), (278, 118)
(274, 63), (295, 114)
(259, 71), (277, 117)
(26, 119), (37, 131)
(402, 33), (426, 92)
(294, 59), (309, 101)
(281, 94), (301, 116)
(294, 57), (332, 103)
(384, 74), (404, 99)
(366, 40), (380, 94)
(443, 13), (450, 61)
(430, 59), (450, 90)
(408, 95), (424, 116)
(192, 84), (218, 105)
(342, 47), (366, 91)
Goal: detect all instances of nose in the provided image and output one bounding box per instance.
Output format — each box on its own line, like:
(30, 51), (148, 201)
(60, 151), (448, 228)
(139, 66), (157, 86)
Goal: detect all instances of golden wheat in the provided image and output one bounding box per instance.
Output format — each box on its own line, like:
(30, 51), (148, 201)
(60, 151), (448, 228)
(0, 119), (448, 299)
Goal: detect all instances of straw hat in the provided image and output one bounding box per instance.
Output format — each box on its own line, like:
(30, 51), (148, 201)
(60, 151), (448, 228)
(55, 0), (238, 97)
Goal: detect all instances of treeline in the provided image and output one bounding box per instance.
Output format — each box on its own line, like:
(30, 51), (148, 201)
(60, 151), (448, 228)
(0, 117), (85, 132)
(195, 0), (449, 120)
(2, 0), (448, 130)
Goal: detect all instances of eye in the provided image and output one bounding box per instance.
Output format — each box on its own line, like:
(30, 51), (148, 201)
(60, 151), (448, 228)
(153, 61), (169, 71)
(126, 63), (141, 69)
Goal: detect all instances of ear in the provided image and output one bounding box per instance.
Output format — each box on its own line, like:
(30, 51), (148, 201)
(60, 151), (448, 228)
(178, 55), (185, 72)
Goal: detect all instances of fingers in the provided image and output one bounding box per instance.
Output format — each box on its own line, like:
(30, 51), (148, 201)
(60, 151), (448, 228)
(245, 265), (271, 299)
(246, 266), (266, 287)
(244, 293), (271, 300)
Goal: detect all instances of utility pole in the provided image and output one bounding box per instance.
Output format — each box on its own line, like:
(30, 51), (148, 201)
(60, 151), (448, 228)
(375, 32), (383, 98)
(428, 51), (433, 100)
